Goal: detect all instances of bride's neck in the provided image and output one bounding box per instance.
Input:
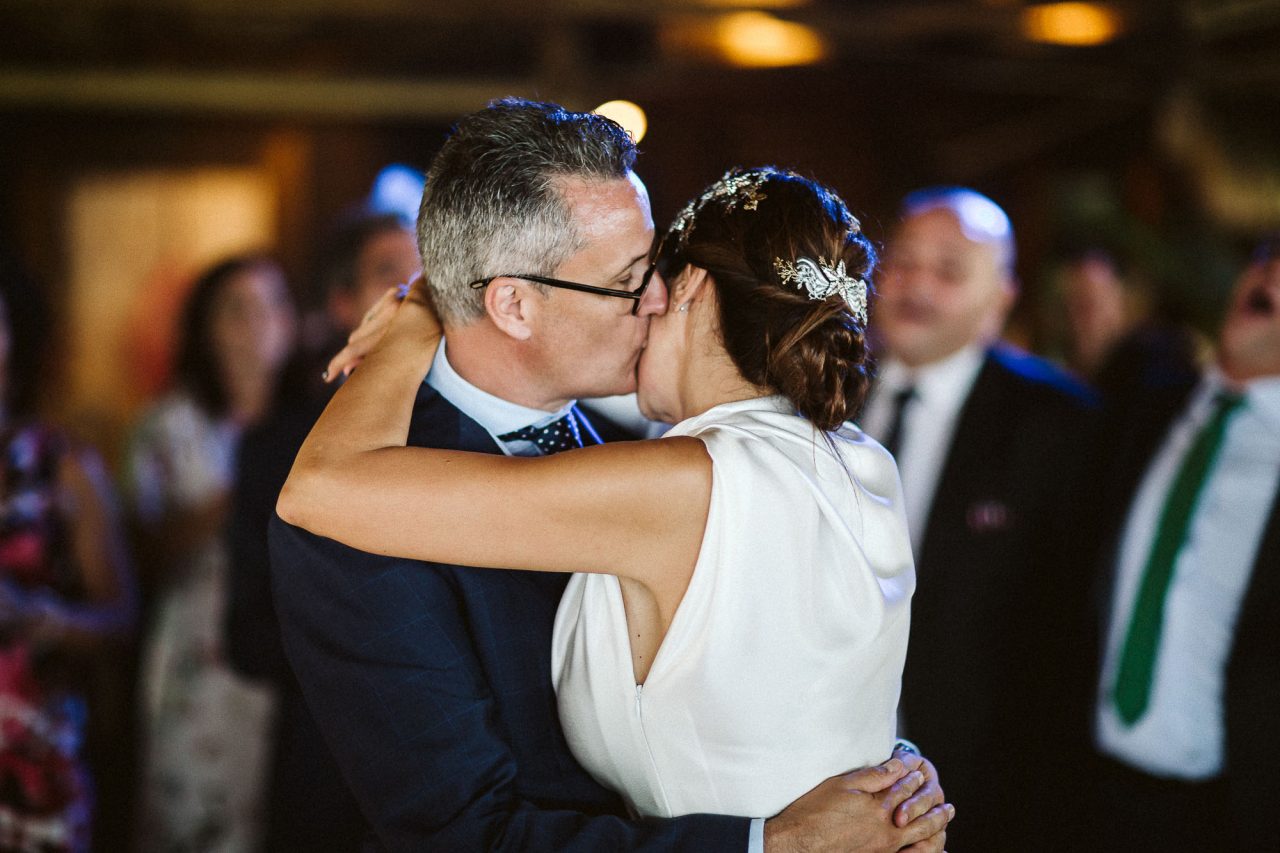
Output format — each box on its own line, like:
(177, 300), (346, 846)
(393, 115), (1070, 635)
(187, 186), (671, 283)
(674, 344), (772, 424)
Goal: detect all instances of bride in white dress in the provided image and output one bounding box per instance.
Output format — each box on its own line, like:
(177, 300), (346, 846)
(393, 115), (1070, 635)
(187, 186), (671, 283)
(280, 167), (930, 827)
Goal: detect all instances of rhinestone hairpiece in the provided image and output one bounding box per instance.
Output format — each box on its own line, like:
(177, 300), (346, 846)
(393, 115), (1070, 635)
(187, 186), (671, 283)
(668, 168), (771, 247)
(774, 256), (869, 324)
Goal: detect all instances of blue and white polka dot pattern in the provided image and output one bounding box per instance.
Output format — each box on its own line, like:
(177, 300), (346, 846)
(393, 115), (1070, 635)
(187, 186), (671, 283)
(498, 410), (583, 455)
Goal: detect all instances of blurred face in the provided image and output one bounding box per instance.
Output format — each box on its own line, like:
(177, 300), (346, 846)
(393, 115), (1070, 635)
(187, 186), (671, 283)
(531, 173), (668, 399)
(210, 263), (297, 377)
(1061, 255), (1129, 371)
(1219, 252), (1280, 383)
(877, 208), (1016, 368)
(335, 227), (422, 331)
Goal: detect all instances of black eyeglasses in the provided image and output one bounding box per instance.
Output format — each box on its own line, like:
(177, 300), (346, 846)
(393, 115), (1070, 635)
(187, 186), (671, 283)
(469, 241), (663, 316)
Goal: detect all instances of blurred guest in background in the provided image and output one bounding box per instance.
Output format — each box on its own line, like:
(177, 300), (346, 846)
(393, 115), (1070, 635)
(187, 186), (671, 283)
(225, 211), (418, 851)
(1054, 243), (1200, 401)
(0, 260), (137, 852)
(1084, 234), (1280, 852)
(859, 187), (1096, 851)
(127, 255), (295, 852)
(1059, 244), (1138, 378)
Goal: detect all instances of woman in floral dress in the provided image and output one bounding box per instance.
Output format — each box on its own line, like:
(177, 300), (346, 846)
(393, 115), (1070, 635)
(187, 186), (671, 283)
(129, 256), (295, 852)
(0, 268), (137, 852)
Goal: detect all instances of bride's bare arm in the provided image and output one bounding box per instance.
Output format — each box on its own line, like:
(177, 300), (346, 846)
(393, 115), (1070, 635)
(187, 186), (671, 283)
(277, 286), (710, 602)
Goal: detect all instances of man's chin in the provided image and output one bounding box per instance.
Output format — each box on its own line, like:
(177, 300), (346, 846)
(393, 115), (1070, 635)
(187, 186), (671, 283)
(590, 375), (638, 399)
(881, 337), (943, 368)
(1220, 325), (1280, 381)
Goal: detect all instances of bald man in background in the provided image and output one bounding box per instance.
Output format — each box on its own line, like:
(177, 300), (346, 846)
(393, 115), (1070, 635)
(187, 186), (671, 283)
(860, 188), (1097, 852)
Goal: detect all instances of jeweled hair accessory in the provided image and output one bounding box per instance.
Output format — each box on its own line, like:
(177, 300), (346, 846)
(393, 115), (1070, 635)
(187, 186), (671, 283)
(667, 167), (772, 247)
(774, 256), (869, 324)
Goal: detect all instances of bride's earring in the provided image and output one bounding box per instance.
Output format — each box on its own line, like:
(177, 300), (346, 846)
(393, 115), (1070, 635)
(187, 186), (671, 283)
(677, 303), (690, 313)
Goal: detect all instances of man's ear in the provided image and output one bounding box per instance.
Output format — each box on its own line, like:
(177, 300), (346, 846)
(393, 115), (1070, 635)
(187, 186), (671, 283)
(997, 273), (1020, 316)
(484, 277), (538, 341)
(979, 273), (1019, 342)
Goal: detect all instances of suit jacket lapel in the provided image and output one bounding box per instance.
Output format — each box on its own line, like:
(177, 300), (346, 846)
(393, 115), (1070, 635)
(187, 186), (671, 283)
(916, 350), (1008, 572)
(407, 381), (503, 455)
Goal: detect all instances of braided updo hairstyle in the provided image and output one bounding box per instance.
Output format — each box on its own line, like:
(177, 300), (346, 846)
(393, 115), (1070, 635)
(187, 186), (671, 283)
(657, 167), (875, 431)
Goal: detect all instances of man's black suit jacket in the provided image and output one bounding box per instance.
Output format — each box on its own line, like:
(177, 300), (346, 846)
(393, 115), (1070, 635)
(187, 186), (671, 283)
(1085, 373), (1280, 851)
(893, 344), (1098, 852)
(269, 382), (749, 851)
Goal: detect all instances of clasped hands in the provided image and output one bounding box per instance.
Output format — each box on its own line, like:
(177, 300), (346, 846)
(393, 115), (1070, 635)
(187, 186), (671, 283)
(766, 748), (953, 853)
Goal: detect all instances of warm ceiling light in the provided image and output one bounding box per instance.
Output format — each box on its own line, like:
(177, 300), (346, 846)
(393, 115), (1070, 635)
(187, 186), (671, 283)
(594, 100), (648, 144)
(1021, 3), (1124, 46)
(697, 0), (809, 7)
(714, 12), (827, 68)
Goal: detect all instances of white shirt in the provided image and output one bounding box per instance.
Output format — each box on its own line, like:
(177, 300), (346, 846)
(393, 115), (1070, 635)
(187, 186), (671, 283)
(425, 338), (577, 456)
(553, 396), (914, 819)
(860, 345), (986, 553)
(1095, 369), (1280, 779)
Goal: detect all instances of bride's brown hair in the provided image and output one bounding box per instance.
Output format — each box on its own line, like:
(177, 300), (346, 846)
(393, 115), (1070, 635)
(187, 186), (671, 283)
(657, 167), (875, 431)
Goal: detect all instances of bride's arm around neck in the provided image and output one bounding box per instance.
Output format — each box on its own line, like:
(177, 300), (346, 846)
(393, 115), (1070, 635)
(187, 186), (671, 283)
(276, 285), (711, 613)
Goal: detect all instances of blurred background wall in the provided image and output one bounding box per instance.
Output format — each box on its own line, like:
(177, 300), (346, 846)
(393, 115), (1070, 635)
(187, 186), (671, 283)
(2, 0), (1278, 463)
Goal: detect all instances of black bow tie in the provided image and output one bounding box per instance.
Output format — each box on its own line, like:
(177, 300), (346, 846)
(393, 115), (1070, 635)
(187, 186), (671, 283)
(498, 410), (584, 455)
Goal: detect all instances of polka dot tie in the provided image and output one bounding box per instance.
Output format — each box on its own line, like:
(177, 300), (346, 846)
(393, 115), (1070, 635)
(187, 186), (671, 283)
(498, 410), (583, 455)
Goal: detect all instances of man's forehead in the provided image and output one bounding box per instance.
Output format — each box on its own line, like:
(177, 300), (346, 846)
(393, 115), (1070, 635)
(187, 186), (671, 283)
(901, 206), (1012, 269)
(896, 216), (984, 259)
(562, 174), (653, 246)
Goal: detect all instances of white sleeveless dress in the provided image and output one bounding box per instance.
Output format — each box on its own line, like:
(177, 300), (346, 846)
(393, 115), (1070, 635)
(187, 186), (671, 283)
(551, 395), (915, 819)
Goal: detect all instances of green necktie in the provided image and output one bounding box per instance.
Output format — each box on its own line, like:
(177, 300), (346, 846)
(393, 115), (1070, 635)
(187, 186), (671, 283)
(1111, 390), (1246, 726)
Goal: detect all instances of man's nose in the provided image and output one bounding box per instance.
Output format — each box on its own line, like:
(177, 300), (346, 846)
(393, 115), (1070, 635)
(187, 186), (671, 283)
(883, 264), (931, 298)
(637, 270), (669, 317)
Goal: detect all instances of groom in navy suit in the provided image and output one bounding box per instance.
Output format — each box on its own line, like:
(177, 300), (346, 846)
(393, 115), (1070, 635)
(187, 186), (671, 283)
(269, 99), (950, 851)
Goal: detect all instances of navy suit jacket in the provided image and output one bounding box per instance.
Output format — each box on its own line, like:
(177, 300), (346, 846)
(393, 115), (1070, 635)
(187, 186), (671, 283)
(270, 382), (749, 851)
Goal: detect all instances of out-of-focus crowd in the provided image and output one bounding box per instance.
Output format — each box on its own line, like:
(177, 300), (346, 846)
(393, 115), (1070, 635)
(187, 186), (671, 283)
(0, 212), (419, 852)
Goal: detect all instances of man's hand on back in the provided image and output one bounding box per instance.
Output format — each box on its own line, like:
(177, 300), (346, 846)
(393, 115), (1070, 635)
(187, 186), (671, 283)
(764, 757), (954, 853)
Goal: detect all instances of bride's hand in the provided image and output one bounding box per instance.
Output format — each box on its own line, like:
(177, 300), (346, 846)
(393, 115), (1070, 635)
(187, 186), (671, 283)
(324, 276), (440, 382)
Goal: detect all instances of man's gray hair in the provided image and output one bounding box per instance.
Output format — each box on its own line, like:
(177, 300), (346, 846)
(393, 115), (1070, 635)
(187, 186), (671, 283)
(417, 97), (638, 324)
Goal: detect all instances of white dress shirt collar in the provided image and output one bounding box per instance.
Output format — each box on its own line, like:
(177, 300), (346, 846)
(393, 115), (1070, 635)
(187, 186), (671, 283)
(1206, 364), (1280, 430)
(864, 343), (986, 554)
(877, 343), (987, 416)
(425, 338), (575, 443)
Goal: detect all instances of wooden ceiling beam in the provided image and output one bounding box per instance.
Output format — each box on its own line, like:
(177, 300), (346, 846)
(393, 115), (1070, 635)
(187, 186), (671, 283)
(0, 68), (535, 120)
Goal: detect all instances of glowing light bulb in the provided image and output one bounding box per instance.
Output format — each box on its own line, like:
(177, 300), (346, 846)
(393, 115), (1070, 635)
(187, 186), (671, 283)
(593, 100), (648, 144)
(1021, 2), (1123, 46)
(714, 12), (826, 68)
